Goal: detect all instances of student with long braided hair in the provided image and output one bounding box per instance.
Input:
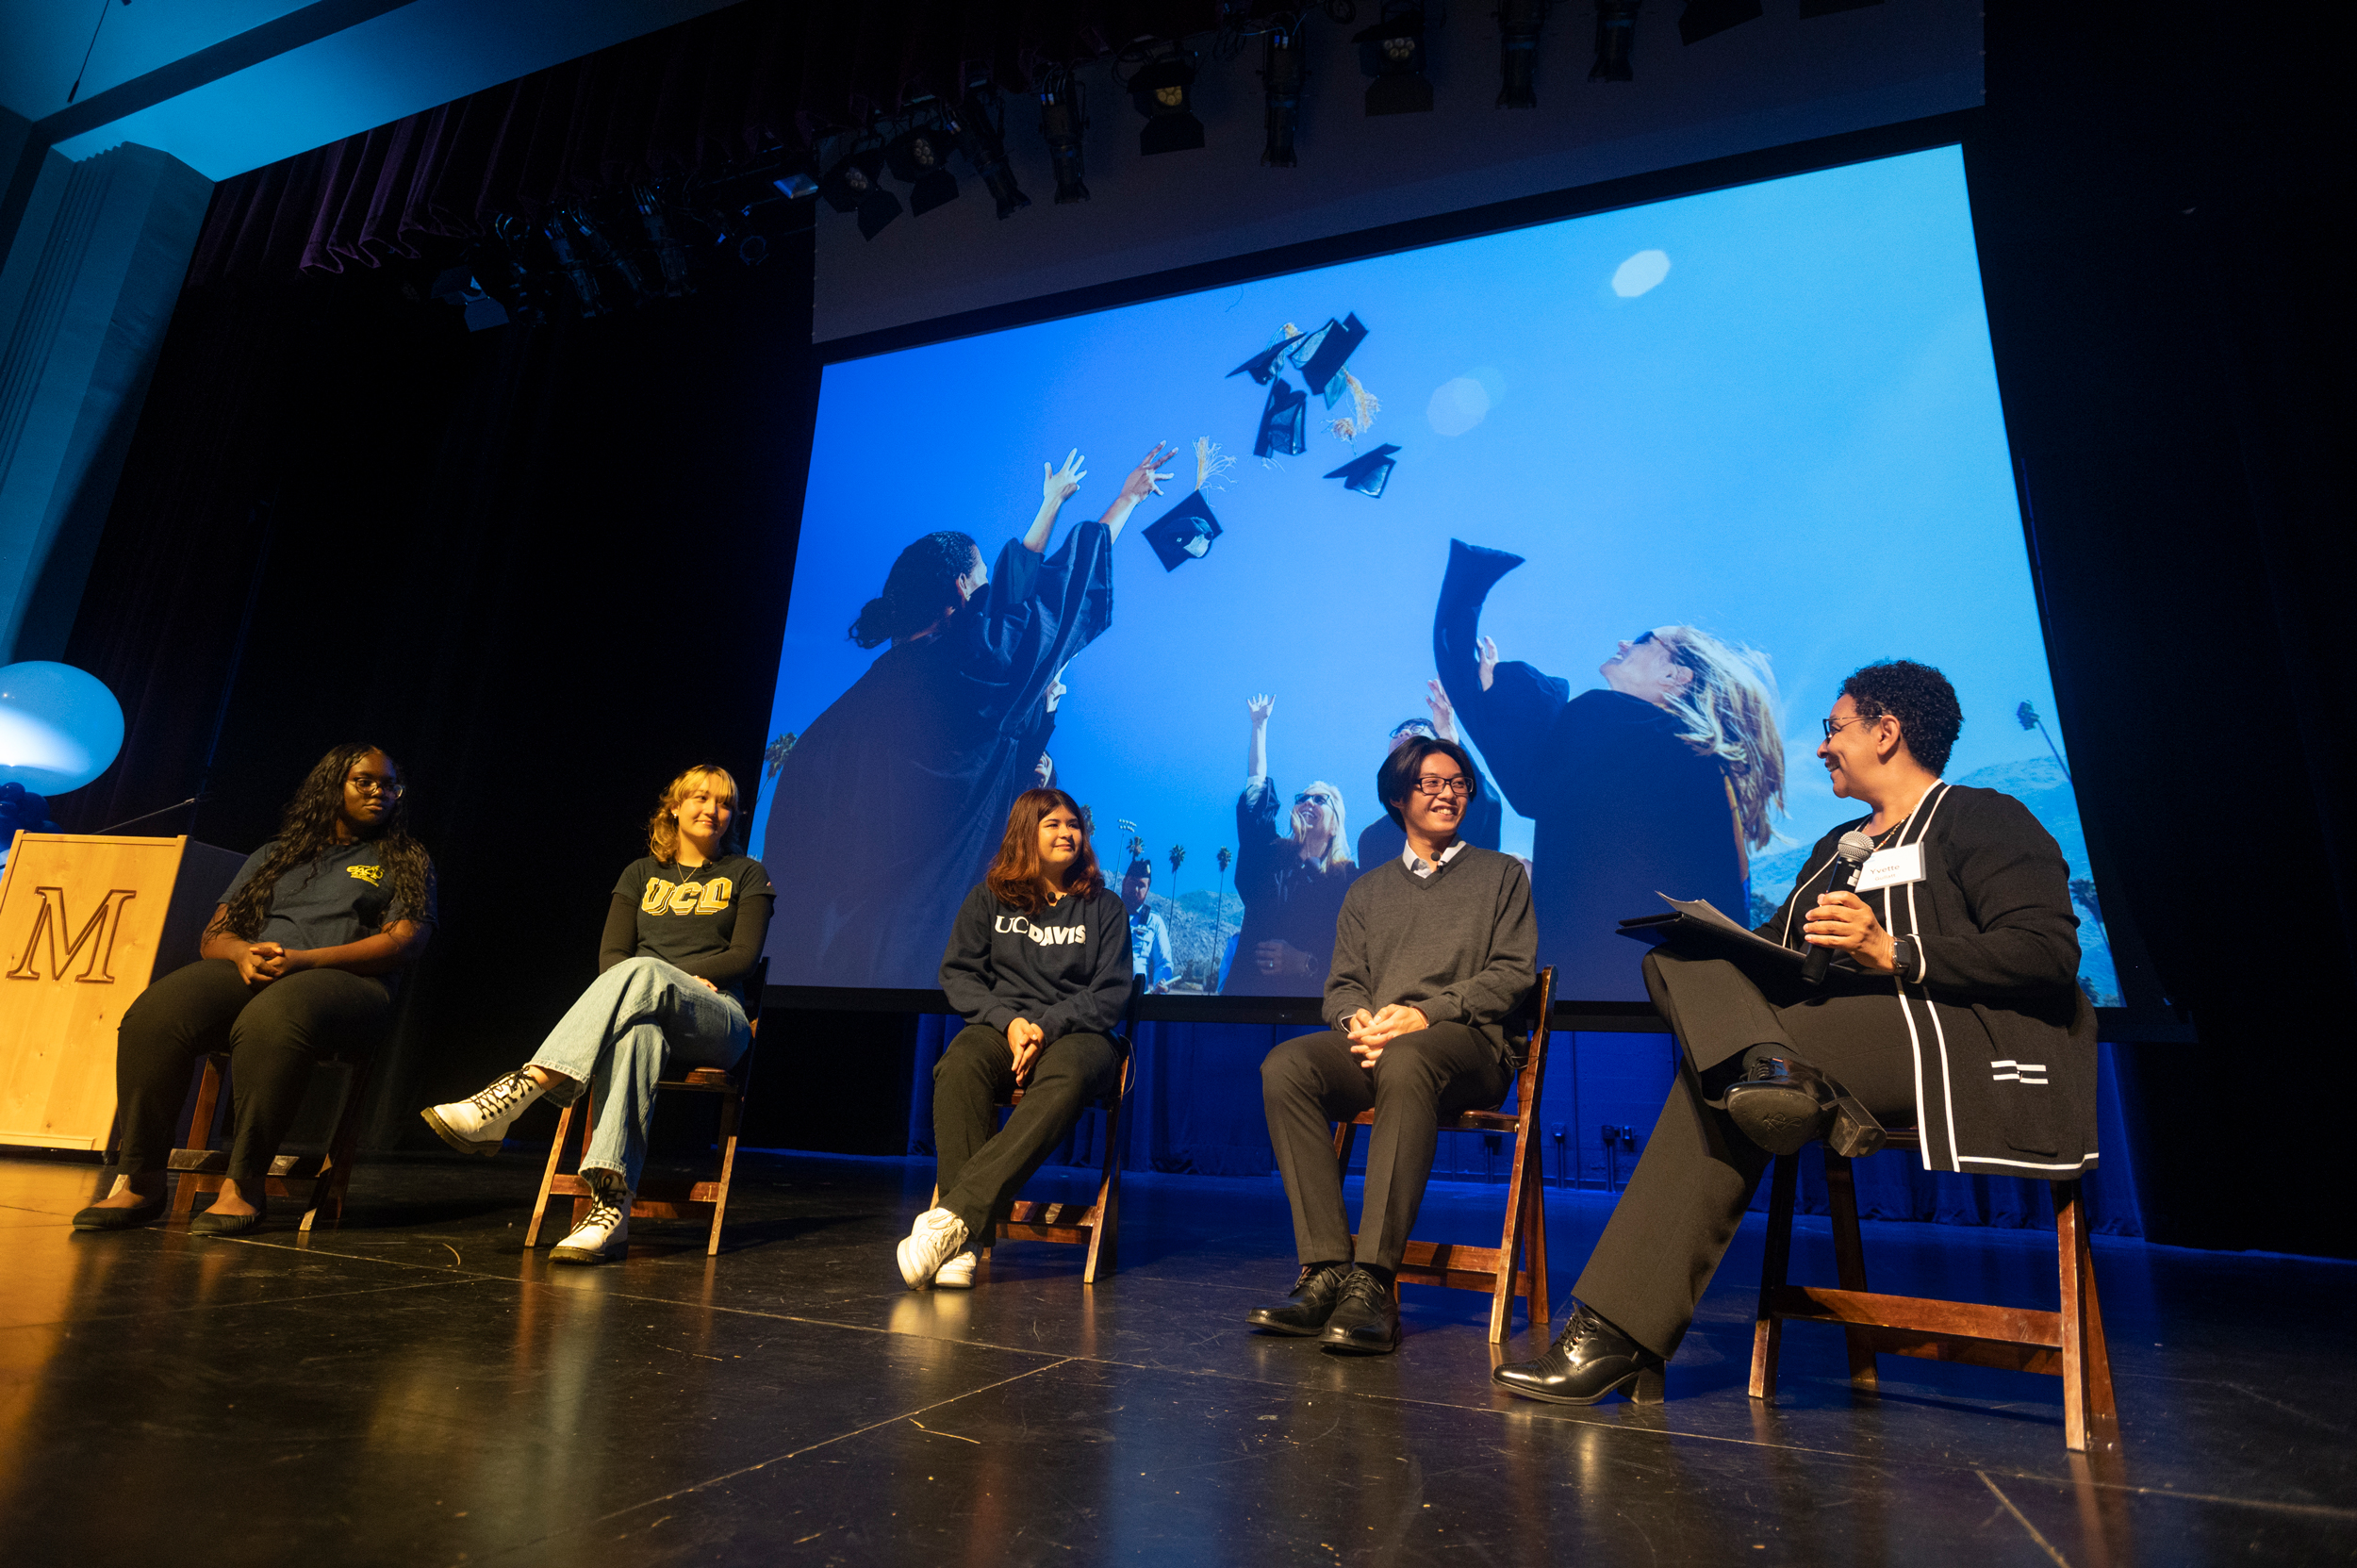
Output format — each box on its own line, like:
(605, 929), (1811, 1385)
(76, 743), (437, 1234)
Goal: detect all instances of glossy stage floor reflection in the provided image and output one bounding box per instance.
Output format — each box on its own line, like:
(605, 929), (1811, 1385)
(3, 1149), (2350, 1566)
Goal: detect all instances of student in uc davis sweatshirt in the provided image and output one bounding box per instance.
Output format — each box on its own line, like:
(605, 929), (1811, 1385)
(1249, 735), (1538, 1354)
(898, 787), (1133, 1289)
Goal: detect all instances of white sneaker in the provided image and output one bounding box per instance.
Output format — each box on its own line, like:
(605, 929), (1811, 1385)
(552, 1170), (630, 1264)
(934, 1250), (978, 1289)
(422, 1070), (545, 1156)
(897, 1208), (969, 1288)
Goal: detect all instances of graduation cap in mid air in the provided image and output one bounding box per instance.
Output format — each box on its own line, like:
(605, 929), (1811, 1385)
(1325, 443), (1402, 498)
(1254, 378), (1309, 457)
(1228, 331), (1305, 385)
(1143, 491), (1224, 570)
(1296, 313), (1368, 400)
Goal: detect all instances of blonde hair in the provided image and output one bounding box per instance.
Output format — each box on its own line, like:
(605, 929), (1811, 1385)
(647, 764), (743, 861)
(1293, 779), (1356, 874)
(1656, 627), (1786, 850)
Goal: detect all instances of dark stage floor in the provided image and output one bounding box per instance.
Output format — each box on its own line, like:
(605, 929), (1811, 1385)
(2, 1149), (2350, 1566)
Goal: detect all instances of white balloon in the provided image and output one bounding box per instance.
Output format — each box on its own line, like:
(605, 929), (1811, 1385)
(0, 662), (124, 794)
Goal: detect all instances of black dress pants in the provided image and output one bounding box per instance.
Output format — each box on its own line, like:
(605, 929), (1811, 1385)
(115, 959), (392, 1188)
(1261, 1023), (1512, 1272)
(932, 1024), (1121, 1244)
(1572, 949), (1919, 1360)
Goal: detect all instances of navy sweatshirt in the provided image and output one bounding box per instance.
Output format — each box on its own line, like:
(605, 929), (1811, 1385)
(938, 882), (1133, 1042)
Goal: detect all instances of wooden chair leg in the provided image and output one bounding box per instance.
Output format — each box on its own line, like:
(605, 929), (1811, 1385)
(2054, 1179), (2118, 1452)
(300, 1056), (376, 1234)
(1524, 1131), (1552, 1333)
(2076, 1197), (2119, 1444)
(1749, 1152), (1799, 1400)
(171, 1057), (230, 1223)
(1083, 1092), (1125, 1284)
(1490, 1115), (1538, 1343)
(524, 1100), (577, 1248)
(1824, 1151), (1879, 1391)
(704, 1088), (741, 1258)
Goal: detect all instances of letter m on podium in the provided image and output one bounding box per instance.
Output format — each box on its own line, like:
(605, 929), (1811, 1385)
(6, 887), (139, 983)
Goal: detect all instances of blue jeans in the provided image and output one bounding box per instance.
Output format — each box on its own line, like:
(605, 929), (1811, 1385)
(527, 956), (749, 1190)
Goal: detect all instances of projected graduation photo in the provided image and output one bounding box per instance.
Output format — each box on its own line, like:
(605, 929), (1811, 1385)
(750, 146), (2119, 1007)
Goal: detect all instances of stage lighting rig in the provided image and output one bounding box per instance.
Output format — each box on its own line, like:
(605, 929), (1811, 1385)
(1496, 0), (1549, 107)
(1260, 15), (1309, 167)
(1120, 41), (1206, 156)
(820, 147), (903, 239)
(428, 268), (510, 331)
(1036, 66), (1090, 202)
(948, 91), (1032, 219)
(1591, 0), (1640, 80)
(1355, 6), (1434, 116)
(632, 184), (693, 295)
(884, 117), (961, 215)
(1676, 0), (1758, 43)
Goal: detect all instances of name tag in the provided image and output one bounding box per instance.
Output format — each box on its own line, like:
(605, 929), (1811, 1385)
(1855, 842), (1926, 893)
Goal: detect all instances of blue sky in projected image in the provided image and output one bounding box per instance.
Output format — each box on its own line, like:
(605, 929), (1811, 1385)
(752, 146), (2118, 1003)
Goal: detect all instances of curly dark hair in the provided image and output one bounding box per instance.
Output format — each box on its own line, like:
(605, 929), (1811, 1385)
(849, 531), (981, 649)
(216, 742), (432, 941)
(1840, 661), (1963, 775)
(1376, 736), (1481, 829)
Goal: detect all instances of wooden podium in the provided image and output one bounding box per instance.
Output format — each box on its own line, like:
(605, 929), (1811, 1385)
(0, 832), (246, 1152)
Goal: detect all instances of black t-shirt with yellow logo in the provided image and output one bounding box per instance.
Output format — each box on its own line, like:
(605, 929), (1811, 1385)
(221, 837), (439, 951)
(602, 853), (774, 1002)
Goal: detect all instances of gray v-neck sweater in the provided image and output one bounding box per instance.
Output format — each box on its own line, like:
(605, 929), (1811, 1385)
(1323, 845), (1539, 1061)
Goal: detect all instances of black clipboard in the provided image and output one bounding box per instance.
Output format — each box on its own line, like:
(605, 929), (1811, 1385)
(1618, 894), (1805, 969)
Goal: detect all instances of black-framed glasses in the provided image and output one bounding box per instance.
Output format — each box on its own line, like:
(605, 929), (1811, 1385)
(1411, 776), (1474, 799)
(1820, 715), (1871, 741)
(1294, 790), (1336, 808)
(348, 773), (404, 799)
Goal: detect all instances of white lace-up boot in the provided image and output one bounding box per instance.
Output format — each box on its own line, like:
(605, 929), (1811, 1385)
(897, 1208), (970, 1288)
(421, 1069), (546, 1155)
(933, 1250), (979, 1289)
(552, 1168), (631, 1264)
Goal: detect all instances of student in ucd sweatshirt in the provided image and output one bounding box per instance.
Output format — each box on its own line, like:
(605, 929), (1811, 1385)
(1249, 735), (1538, 1354)
(898, 787), (1134, 1289)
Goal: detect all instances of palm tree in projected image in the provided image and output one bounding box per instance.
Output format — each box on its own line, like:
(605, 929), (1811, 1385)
(1215, 844), (1233, 940)
(1167, 844), (1186, 916)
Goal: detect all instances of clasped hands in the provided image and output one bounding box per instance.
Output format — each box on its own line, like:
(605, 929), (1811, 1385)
(232, 941), (312, 987)
(1803, 891), (1898, 974)
(1005, 1016), (1047, 1083)
(1343, 1004), (1429, 1066)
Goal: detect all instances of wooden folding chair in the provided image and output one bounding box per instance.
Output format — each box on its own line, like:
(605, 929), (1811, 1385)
(1748, 1131), (2119, 1452)
(934, 977), (1145, 1284)
(526, 958), (766, 1259)
(164, 1051), (375, 1232)
(1329, 965), (1558, 1343)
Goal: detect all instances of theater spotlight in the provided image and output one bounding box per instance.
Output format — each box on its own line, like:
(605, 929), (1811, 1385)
(1497, 0), (1548, 107)
(1355, 7), (1434, 116)
(949, 91), (1031, 219)
(1037, 68), (1090, 202)
(428, 267), (510, 332)
(1590, 0), (1640, 80)
(632, 185), (692, 295)
(821, 148), (903, 240)
(884, 120), (960, 215)
(1260, 18), (1308, 167)
(1676, 0), (1759, 43)
(541, 215), (608, 316)
(1126, 47), (1206, 156)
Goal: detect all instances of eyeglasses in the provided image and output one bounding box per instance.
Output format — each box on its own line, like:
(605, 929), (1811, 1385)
(1820, 716), (1871, 741)
(347, 773), (404, 799)
(1411, 776), (1474, 799)
(1294, 791), (1336, 808)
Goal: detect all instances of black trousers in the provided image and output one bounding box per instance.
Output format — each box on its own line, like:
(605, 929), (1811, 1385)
(1572, 949), (1919, 1359)
(1261, 1023), (1512, 1272)
(932, 1024), (1121, 1244)
(115, 959), (392, 1188)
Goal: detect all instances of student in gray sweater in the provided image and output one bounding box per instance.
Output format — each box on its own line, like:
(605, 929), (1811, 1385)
(1249, 736), (1538, 1354)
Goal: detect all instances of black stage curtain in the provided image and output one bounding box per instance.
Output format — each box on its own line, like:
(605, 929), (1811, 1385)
(61, 3), (2350, 1252)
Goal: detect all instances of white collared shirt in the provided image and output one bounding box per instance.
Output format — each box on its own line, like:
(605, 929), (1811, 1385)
(1401, 839), (1468, 880)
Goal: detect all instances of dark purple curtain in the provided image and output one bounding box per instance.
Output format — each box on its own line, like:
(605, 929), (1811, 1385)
(189, 0), (1217, 284)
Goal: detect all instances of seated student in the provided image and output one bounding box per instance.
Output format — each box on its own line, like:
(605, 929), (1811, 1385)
(1250, 737), (1537, 1354)
(421, 765), (770, 1264)
(76, 744), (437, 1234)
(1122, 855), (1178, 993)
(898, 787), (1133, 1289)
(1492, 661), (2091, 1404)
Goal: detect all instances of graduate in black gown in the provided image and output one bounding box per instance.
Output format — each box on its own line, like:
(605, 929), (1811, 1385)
(1433, 539), (1786, 999)
(764, 444), (1175, 988)
(1223, 693), (1359, 996)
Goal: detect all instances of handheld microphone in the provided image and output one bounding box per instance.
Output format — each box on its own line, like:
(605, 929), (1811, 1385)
(1800, 830), (1878, 985)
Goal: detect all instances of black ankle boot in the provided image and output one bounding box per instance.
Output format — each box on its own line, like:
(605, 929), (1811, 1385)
(1492, 1303), (1665, 1405)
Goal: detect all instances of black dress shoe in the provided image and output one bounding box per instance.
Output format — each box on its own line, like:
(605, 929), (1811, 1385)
(190, 1198), (267, 1236)
(73, 1193), (166, 1230)
(1724, 1056), (1886, 1159)
(1246, 1262), (1354, 1336)
(1319, 1268), (1402, 1355)
(1492, 1302), (1665, 1405)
